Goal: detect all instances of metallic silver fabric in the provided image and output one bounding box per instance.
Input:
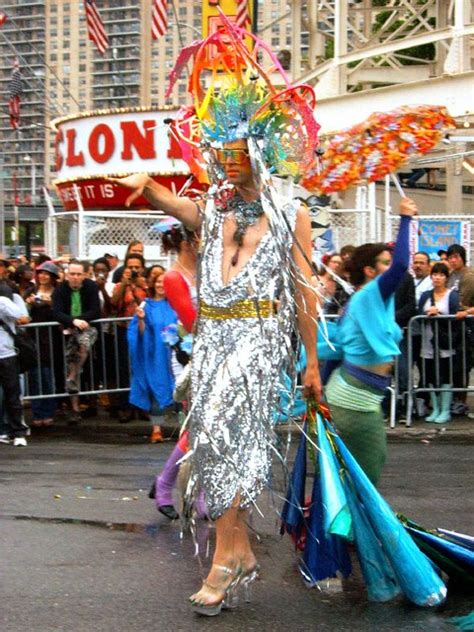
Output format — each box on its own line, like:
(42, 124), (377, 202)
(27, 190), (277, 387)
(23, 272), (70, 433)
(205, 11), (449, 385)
(187, 190), (300, 521)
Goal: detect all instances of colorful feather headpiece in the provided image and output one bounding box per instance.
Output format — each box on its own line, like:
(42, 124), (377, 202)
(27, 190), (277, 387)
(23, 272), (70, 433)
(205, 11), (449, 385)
(166, 12), (320, 182)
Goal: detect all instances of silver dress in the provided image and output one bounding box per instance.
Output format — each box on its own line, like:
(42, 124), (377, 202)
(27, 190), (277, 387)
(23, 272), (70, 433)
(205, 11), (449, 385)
(188, 192), (299, 520)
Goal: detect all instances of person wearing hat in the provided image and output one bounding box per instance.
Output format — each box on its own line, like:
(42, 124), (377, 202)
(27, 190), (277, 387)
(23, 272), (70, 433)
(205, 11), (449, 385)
(24, 262), (62, 427)
(437, 249), (448, 262)
(104, 252), (120, 280)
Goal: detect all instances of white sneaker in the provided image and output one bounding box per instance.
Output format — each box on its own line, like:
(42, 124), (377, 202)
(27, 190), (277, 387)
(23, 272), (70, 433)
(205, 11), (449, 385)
(0, 434), (10, 444)
(13, 437), (27, 447)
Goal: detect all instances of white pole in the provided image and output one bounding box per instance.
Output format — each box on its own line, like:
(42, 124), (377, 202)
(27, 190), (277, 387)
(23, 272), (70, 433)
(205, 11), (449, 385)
(384, 174), (392, 242)
(368, 181), (376, 241)
(31, 160), (36, 203)
(42, 186), (56, 257)
(73, 184), (85, 259)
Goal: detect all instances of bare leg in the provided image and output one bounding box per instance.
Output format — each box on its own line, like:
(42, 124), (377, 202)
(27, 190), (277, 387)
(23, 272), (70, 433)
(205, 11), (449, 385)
(234, 509), (257, 571)
(190, 499), (240, 606)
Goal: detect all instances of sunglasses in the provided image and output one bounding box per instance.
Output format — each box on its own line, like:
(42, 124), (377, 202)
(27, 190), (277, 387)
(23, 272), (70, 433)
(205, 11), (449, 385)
(214, 148), (250, 164)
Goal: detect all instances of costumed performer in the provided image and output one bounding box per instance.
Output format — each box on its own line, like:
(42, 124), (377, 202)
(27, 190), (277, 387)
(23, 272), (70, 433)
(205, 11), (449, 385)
(322, 197), (418, 485)
(112, 15), (321, 617)
(150, 220), (198, 520)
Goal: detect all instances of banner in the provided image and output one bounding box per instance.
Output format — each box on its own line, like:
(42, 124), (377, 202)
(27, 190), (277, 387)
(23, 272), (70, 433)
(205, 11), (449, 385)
(415, 219), (471, 263)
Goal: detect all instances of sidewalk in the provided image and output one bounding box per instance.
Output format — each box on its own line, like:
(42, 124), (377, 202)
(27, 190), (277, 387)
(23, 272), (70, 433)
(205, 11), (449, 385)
(24, 407), (474, 444)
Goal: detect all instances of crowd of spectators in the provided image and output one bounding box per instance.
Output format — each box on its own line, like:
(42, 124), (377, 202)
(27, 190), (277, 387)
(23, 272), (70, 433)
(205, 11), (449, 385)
(0, 236), (472, 447)
(316, 243), (474, 423)
(0, 242), (178, 445)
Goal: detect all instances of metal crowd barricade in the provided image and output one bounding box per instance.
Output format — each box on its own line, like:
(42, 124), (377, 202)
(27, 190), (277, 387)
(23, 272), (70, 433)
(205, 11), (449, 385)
(21, 317), (132, 400)
(405, 314), (473, 427)
(21, 314), (402, 427)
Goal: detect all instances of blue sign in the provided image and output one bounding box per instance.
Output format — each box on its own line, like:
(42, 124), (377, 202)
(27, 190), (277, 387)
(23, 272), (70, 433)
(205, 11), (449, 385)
(417, 220), (467, 260)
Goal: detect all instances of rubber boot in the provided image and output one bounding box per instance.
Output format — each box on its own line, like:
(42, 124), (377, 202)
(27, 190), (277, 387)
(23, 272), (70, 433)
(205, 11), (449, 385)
(155, 444), (185, 519)
(425, 386), (440, 422)
(434, 386), (452, 424)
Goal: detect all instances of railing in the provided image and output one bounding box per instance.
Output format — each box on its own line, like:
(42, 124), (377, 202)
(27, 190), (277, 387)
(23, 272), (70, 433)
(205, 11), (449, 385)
(20, 315), (472, 429)
(21, 317), (132, 400)
(404, 315), (474, 427)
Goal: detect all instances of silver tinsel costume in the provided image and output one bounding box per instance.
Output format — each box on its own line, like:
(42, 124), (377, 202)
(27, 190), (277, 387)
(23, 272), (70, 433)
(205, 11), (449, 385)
(187, 186), (300, 520)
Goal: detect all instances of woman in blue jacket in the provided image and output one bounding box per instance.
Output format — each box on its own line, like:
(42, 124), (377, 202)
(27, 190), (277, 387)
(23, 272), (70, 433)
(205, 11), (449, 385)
(322, 197), (418, 484)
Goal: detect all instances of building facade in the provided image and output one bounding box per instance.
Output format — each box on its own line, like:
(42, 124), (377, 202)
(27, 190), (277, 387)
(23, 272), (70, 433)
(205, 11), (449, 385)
(0, 0), (291, 253)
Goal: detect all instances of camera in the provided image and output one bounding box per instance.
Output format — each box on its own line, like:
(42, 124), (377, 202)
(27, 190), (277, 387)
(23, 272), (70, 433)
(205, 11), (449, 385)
(131, 270), (139, 280)
(97, 273), (105, 280)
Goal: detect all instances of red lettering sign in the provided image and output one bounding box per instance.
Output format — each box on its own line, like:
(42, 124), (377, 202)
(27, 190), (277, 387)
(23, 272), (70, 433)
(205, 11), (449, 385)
(120, 120), (156, 160)
(66, 128), (85, 167)
(55, 129), (64, 171)
(88, 123), (115, 164)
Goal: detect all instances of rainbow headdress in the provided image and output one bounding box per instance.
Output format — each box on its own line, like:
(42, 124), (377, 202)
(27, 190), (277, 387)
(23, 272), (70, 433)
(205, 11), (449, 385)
(166, 11), (320, 183)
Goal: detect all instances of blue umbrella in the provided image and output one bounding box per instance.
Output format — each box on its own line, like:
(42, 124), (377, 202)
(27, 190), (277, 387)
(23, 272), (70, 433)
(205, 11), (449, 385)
(343, 475), (401, 602)
(401, 517), (474, 586)
(332, 431), (447, 606)
(316, 414), (352, 539)
(280, 424), (308, 543)
(301, 469), (352, 586)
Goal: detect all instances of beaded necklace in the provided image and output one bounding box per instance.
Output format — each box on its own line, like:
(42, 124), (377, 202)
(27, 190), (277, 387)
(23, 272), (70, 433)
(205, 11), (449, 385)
(226, 192), (265, 266)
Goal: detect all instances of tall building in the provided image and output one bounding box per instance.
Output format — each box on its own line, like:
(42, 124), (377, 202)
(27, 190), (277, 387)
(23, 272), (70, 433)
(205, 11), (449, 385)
(0, 0), (292, 253)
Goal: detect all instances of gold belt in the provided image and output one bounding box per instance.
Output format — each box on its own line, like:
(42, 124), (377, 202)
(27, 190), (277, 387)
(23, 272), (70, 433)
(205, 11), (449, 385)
(199, 299), (275, 320)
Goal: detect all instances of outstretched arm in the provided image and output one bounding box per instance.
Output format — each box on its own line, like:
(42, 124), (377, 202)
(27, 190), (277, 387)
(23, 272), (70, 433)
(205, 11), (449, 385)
(292, 205), (322, 402)
(109, 173), (202, 231)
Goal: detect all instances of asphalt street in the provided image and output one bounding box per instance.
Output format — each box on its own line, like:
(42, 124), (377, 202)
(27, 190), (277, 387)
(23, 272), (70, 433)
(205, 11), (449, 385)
(1, 433), (473, 632)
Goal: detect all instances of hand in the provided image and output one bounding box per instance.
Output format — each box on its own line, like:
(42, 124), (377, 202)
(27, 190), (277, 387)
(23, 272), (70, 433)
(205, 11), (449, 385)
(16, 316), (30, 325)
(72, 318), (89, 330)
(399, 197), (418, 217)
(134, 275), (147, 289)
(96, 276), (106, 288)
(302, 363), (322, 402)
(121, 269), (132, 285)
(426, 306), (438, 316)
(455, 310), (468, 320)
(107, 173), (150, 208)
(25, 295), (36, 305)
(136, 306), (145, 319)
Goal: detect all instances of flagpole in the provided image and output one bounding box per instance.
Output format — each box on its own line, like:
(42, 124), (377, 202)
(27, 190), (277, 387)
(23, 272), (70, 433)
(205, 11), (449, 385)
(13, 171), (20, 256)
(0, 155), (5, 252)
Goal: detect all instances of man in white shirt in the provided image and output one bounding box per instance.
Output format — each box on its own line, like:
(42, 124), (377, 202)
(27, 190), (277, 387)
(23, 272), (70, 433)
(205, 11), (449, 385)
(411, 251), (433, 416)
(413, 251), (433, 301)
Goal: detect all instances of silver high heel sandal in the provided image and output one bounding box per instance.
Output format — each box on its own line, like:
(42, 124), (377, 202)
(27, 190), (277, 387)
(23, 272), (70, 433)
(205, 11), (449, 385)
(190, 564), (241, 616)
(240, 564), (260, 603)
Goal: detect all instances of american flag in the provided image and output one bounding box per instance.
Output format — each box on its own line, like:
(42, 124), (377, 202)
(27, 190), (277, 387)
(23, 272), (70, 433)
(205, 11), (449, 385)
(0, 11), (8, 27)
(8, 58), (22, 130)
(84, 0), (109, 55)
(236, 0), (251, 30)
(151, 0), (168, 40)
